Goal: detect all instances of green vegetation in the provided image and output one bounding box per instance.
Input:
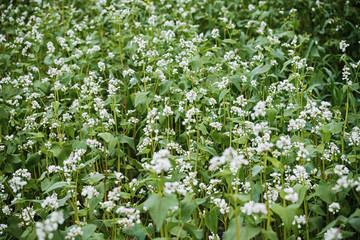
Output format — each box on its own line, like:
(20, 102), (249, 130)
(0, 0), (360, 239)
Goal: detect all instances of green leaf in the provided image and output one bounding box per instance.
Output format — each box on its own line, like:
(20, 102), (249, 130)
(198, 123), (209, 135)
(159, 81), (172, 95)
(0, 54), (10, 65)
(51, 145), (62, 158)
(263, 156), (280, 168)
(98, 132), (118, 152)
(98, 132), (114, 143)
(250, 64), (271, 80)
(180, 193), (196, 221)
(252, 165), (264, 177)
(321, 130), (332, 143)
(219, 89), (229, 102)
(313, 143), (325, 153)
(58, 144), (73, 165)
(349, 218), (360, 232)
(38, 171), (48, 181)
(0, 106), (9, 120)
(314, 180), (335, 204)
(44, 55), (53, 65)
(134, 92), (149, 108)
(65, 124), (75, 139)
(82, 224), (97, 239)
(323, 121), (343, 134)
(252, 181), (262, 202)
(3, 84), (18, 100)
(50, 144), (72, 165)
(309, 216), (324, 232)
(271, 203), (300, 228)
(350, 83), (359, 91)
(309, 203), (327, 216)
(195, 197), (208, 206)
(205, 208), (218, 233)
(280, 60), (292, 73)
(169, 225), (187, 239)
(89, 194), (103, 218)
(118, 134), (135, 151)
(7, 216), (23, 239)
(122, 223), (148, 240)
(7, 154), (22, 164)
(183, 222), (203, 240)
(223, 216), (260, 240)
(349, 208), (360, 218)
(316, 216), (348, 237)
(29, 132), (44, 139)
(230, 75), (243, 92)
(82, 173), (104, 184)
(311, 46), (320, 57)
(190, 56), (201, 71)
(20, 227), (36, 240)
(222, 39), (237, 44)
(45, 181), (70, 193)
(347, 155), (360, 163)
(293, 184), (310, 205)
(210, 131), (224, 144)
(234, 194), (251, 203)
(265, 109), (277, 125)
(144, 194), (178, 232)
(198, 143), (218, 156)
(71, 140), (87, 150)
(261, 228), (279, 240)
(26, 153), (40, 169)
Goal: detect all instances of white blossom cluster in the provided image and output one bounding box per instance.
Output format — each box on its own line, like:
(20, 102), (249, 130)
(116, 206), (141, 228)
(144, 149), (172, 174)
(65, 226), (83, 240)
(209, 147), (248, 173)
(36, 211), (64, 240)
(241, 201), (267, 216)
(8, 168), (31, 194)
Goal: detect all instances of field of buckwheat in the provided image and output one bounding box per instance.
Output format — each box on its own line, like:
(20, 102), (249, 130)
(1, 0), (360, 239)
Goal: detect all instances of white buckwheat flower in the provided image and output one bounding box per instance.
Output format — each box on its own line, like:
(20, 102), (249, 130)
(209, 147), (248, 172)
(0, 224), (7, 234)
(8, 168), (31, 193)
(292, 215), (306, 229)
(163, 105), (174, 116)
(212, 198), (230, 214)
(209, 122), (222, 131)
(65, 226), (83, 240)
(251, 101), (266, 119)
(41, 193), (59, 209)
(349, 127), (360, 146)
(324, 227), (342, 240)
(186, 90), (197, 103)
(81, 186), (100, 199)
(328, 202), (340, 213)
(211, 29), (220, 39)
(339, 40), (349, 52)
(241, 201), (267, 215)
(334, 165), (349, 176)
(284, 187), (299, 203)
(145, 149), (172, 174)
(36, 211), (64, 240)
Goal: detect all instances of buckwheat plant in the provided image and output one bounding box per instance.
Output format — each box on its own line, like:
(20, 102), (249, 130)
(0, 0), (360, 239)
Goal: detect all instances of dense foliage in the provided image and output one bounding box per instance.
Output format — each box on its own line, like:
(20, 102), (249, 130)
(1, 0), (360, 239)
